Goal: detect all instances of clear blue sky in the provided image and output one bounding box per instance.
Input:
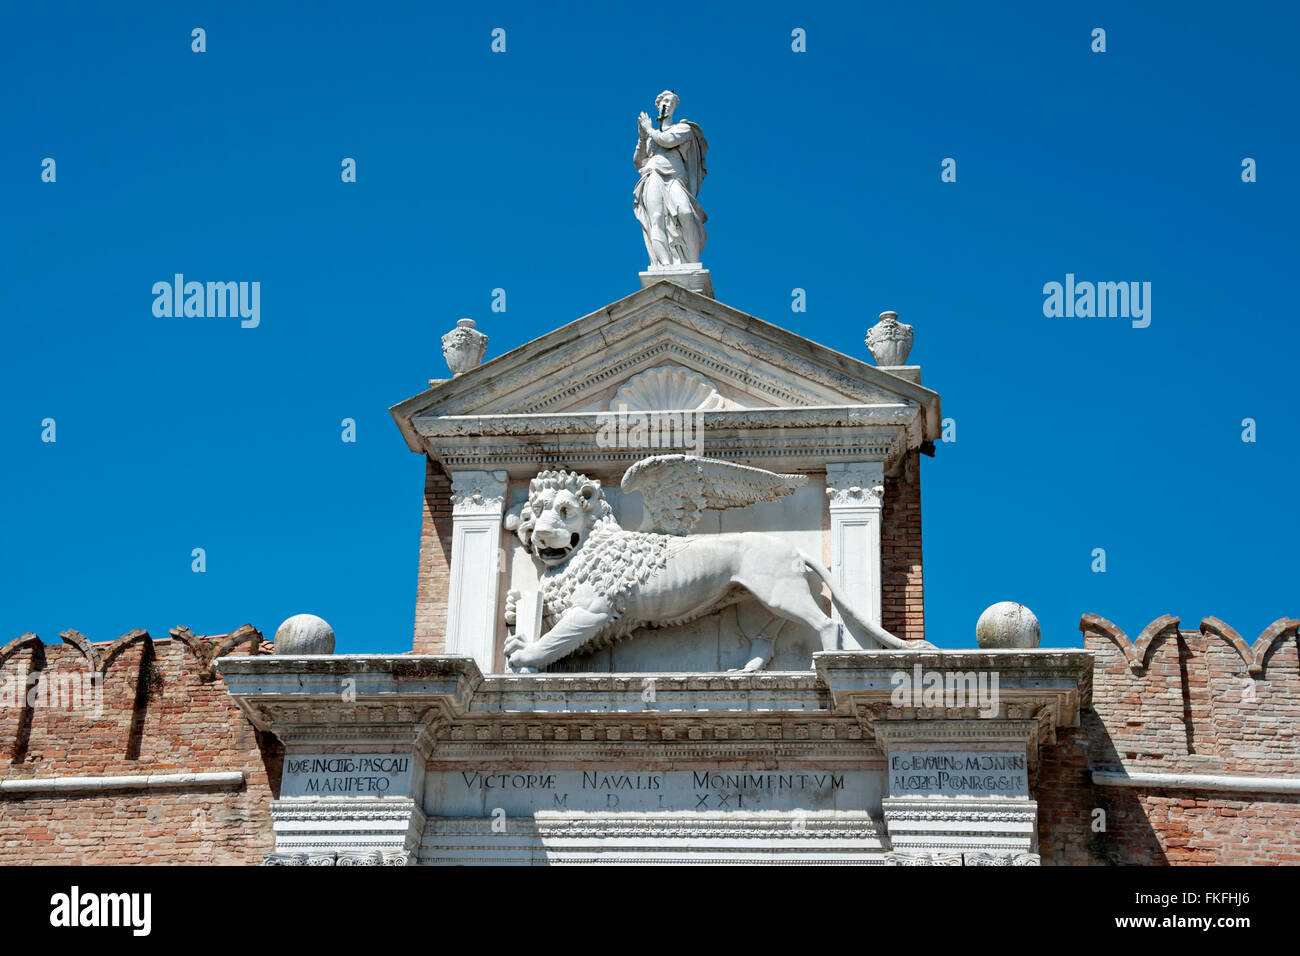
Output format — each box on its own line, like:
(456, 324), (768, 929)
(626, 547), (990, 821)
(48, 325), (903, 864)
(3, 1), (1296, 653)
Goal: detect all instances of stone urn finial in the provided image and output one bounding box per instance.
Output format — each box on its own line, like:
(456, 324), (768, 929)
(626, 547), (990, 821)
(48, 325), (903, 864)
(865, 311), (914, 367)
(442, 318), (488, 376)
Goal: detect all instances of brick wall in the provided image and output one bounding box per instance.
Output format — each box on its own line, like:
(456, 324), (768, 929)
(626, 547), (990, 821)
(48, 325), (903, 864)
(0, 629), (281, 865)
(1035, 613), (1300, 865)
(881, 451), (925, 642)
(1034, 724), (1109, 865)
(413, 457), (454, 654)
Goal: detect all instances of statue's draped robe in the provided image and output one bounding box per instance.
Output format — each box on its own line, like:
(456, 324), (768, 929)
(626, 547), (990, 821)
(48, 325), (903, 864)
(633, 120), (708, 265)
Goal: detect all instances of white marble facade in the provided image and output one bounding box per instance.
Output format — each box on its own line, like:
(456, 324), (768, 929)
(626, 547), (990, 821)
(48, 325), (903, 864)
(236, 104), (1105, 866)
(391, 279), (942, 676)
(223, 650), (1091, 866)
(236, 273), (1102, 867)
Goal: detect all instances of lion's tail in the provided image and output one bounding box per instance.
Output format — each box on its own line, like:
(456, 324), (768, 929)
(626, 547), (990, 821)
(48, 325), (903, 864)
(798, 551), (914, 651)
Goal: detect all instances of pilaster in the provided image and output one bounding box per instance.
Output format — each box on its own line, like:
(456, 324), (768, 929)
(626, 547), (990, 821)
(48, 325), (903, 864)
(446, 470), (509, 672)
(825, 461), (885, 630)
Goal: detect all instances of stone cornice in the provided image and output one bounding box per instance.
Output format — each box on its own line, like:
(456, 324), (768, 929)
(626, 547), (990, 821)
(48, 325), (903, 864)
(218, 650), (1093, 755)
(815, 649), (1094, 730)
(429, 430), (905, 477)
(216, 655), (483, 748)
(414, 407), (920, 476)
(414, 404), (920, 439)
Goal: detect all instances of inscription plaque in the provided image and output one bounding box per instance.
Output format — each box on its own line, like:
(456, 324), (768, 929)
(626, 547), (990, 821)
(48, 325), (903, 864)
(887, 751), (1028, 798)
(281, 754), (414, 798)
(425, 768), (883, 815)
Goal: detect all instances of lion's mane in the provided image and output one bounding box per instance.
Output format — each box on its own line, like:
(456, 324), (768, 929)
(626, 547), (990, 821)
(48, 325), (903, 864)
(538, 518), (673, 654)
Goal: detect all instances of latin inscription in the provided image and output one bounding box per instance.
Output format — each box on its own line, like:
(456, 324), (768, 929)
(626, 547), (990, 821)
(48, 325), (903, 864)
(426, 768), (880, 815)
(888, 751), (1028, 798)
(281, 754), (413, 797)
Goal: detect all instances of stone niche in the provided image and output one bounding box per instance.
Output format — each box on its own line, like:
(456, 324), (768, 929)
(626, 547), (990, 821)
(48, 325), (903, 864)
(221, 650), (1092, 865)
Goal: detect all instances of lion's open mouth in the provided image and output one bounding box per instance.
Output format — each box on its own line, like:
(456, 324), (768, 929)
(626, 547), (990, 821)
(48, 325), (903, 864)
(538, 546), (571, 560)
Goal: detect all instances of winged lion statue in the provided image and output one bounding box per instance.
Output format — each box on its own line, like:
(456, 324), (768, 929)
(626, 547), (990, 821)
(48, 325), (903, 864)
(502, 455), (932, 672)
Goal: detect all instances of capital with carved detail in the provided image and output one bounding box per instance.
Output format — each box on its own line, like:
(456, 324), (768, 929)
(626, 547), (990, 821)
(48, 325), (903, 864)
(825, 462), (885, 509)
(450, 470), (509, 515)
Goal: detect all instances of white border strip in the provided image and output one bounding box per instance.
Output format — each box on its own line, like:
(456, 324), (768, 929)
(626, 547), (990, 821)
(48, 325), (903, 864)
(1092, 770), (1300, 795)
(1, 771), (245, 796)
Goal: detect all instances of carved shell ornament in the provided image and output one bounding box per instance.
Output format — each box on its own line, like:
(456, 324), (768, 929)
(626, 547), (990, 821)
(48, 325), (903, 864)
(610, 365), (724, 412)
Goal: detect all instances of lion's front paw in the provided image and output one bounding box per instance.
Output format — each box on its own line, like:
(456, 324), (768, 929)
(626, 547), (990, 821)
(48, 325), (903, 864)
(504, 589), (521, 626)
(507, 649), (540, 672)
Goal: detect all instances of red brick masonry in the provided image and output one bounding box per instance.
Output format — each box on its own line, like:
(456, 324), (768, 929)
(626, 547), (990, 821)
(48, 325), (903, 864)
(413, 458), (454, 654)
(1038, 614), (1300, 865)
(0, 628), (280, 864)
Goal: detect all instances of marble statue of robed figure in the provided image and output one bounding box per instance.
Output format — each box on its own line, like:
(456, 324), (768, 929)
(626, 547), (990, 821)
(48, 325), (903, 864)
(634, 90), (708, 267)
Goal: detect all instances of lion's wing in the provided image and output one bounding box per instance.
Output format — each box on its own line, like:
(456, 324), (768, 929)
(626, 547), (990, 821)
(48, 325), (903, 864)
(620, 455), (808, 535)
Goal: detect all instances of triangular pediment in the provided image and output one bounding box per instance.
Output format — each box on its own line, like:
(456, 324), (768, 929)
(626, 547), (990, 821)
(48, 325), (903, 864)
(392, 282), (939, 451)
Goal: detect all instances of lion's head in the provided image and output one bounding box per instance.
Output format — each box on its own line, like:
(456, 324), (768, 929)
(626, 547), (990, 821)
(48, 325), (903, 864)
(505, 469), (614, 568)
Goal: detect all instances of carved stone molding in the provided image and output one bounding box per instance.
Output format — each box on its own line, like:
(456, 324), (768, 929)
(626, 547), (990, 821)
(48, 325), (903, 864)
(261, 850), (412, 866)
(449, 470), (509, 515)
(884, 851), (963, 866)
(879, 802), (1038, 826)
(529, 812), (883, 841)
(817, 650), (1093, 731)
(882, 797), (1039, 859)
(610, 365), (724, 412)
(825, 462), (885, 509)
(270, 799), (426, 825)
(420, 813), (890, 865)
(964, 852), (1041, 866)
(433, 432), (903, 477)
(268, 798), (426, 862)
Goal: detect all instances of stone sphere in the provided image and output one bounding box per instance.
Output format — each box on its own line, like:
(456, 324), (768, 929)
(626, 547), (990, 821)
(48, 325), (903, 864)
(975, 602), (1041, 649)
(274, 614), (335, 655)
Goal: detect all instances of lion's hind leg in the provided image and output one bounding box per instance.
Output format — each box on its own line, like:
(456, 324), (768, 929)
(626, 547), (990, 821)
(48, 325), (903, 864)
(736, 570), (843, 655)
(731, 601), (788, 672)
